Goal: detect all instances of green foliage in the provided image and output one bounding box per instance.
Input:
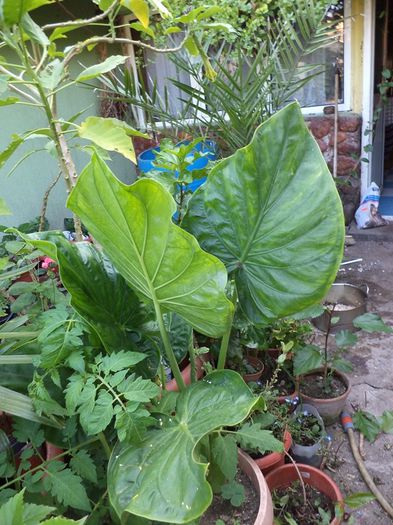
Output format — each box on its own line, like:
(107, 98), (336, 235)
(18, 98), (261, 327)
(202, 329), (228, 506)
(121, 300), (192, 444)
(234, 422), (283, 455)
(108, 370), (258, 523)
(0, 488), (87, 524)
(211, 434), (237, 481)
(65, 350), (159, 440)
(293, 345), (323, 376)
(353, 410), (381, 443)
(183, 103), (344, 324)
(141, 138), (212, 223)
(21, 232), (154, 362)
(42, 462), (91, 512)
(78, 116), (147, 164)
(353, 313), (393, 333)
(67, 153), (233, 338)
(353, 409), (393, 442)
(220, 481), (245, 507)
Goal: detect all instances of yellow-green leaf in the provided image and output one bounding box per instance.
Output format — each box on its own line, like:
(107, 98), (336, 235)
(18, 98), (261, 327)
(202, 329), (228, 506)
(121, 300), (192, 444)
(122, 0), (149, 28)
(78, 117), (147, 163)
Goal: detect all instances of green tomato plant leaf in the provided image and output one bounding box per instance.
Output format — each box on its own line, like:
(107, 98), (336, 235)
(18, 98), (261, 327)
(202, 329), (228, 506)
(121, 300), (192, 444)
(78, 116), (147, 164)
(67, 154), (233, 338)
(108, 370), (257, 523)
(183, 102), (345, 324)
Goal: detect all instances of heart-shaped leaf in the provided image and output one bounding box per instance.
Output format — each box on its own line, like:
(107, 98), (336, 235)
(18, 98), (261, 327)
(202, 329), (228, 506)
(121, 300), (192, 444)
(183, 102), (344, 324)
(108, 370), (257, 523)
(67, 154), (233, 338)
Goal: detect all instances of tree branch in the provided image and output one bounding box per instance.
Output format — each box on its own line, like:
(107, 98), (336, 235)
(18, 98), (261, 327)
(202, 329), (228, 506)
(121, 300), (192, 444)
(42, 0), (119, 30)
(64, 34), (189, 69)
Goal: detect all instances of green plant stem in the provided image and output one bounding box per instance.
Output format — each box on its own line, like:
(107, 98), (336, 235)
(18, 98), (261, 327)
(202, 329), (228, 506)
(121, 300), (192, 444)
(98, 432), (111, 460)
(0, 437), (98, 491)
(324, 308), (334, 383)
(189, 344), (197, 384)
(217, 284), (237, 370)
(154, 303), (185, 391)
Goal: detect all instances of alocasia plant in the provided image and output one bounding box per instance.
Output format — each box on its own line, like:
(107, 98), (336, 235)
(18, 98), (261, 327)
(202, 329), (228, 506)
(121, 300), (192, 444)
(182, 102), (345, 325)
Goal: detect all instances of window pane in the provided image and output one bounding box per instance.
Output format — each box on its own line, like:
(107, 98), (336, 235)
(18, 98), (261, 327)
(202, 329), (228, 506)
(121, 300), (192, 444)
(291, 2), (345, 107)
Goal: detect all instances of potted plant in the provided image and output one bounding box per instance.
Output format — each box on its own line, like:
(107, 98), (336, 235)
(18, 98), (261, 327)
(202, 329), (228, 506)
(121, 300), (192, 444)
(289, 403), (327, 468)
(138, 137), (217, 223)
(234, 399), (293, 475)
(0, 103), (344, 523)
(266, 463), (344, 525)
(295, 310), (392, 424)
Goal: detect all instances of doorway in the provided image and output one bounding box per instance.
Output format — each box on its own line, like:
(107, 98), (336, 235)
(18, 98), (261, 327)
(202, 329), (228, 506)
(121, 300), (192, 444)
(372, 0), (393, 217)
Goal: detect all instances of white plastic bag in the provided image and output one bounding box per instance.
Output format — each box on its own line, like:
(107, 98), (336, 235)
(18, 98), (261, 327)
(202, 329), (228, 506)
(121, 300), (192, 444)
(355, 182), (387, 229)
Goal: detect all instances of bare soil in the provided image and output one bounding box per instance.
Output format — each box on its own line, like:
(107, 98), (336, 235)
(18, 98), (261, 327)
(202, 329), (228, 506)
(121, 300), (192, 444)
(200, 471), (259, 525)
(272, 482), (334, 524)
(300, 373), (347, 399)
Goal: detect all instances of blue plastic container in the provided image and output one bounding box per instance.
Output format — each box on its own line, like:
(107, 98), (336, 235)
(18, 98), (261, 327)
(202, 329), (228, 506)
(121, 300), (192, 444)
(137, 139), (218, 193)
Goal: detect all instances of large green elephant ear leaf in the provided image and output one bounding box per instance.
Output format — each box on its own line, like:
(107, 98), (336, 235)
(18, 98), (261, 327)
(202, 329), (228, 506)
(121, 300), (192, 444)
(20, 232), (155, 360)
(67, 155), (233, 338)
(182, 102), (345, 324)
(108, 370), (257, 523)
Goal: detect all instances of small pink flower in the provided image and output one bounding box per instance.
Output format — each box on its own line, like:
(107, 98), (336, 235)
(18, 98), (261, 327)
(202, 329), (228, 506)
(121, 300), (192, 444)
(41, 257), (56, 269)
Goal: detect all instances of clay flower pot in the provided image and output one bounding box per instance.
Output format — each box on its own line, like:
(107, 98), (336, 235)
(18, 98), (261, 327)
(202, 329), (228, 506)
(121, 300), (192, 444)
(300, 368), (351, 425)
(238, 449), (274, 525)
(265, 464), (344, 525)
(165, 354), (208, 392)
(242, 356), (264, 383)
(253, 429), (292, 475)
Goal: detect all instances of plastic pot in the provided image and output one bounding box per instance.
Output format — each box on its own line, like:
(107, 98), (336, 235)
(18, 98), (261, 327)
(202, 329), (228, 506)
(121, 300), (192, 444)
(290, 404), (326, 468)
(265, 464), (343, 524)
(312, 283), (368, 333)
(253, 429), (292, 475)
(238, 449), (274, 525)
(242, 356), (264, 383)
(299, 368), (351, 425)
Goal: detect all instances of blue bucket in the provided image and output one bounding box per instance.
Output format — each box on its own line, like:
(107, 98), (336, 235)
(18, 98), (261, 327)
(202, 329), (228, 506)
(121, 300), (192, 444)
(137, 139), (218, 193)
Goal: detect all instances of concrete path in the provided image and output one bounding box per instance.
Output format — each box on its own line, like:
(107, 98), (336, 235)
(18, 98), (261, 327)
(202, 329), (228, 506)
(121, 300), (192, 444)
(319, 240), (393, 524)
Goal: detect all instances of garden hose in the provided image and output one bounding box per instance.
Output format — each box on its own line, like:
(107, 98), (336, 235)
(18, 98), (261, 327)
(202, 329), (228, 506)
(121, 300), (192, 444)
(341, 412), (393, 519)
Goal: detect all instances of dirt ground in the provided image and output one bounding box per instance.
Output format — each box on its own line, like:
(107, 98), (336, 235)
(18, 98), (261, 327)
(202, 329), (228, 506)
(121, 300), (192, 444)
(318, 239), (393, 524)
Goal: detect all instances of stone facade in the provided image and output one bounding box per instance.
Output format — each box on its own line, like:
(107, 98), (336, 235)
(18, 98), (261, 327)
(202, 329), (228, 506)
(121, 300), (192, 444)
(305, 113), (362, 176)
(306, 112), (362, 224)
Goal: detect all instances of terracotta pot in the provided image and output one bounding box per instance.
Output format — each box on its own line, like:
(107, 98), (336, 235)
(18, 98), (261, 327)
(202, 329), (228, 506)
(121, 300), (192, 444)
(242, 356), (264, 383)
(300, 368), (351, 425)
(265, 464), (343, 525)
(253, 429), (292, 475)
(165, 354), (208, 392)
(238, 449), (274, 525)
